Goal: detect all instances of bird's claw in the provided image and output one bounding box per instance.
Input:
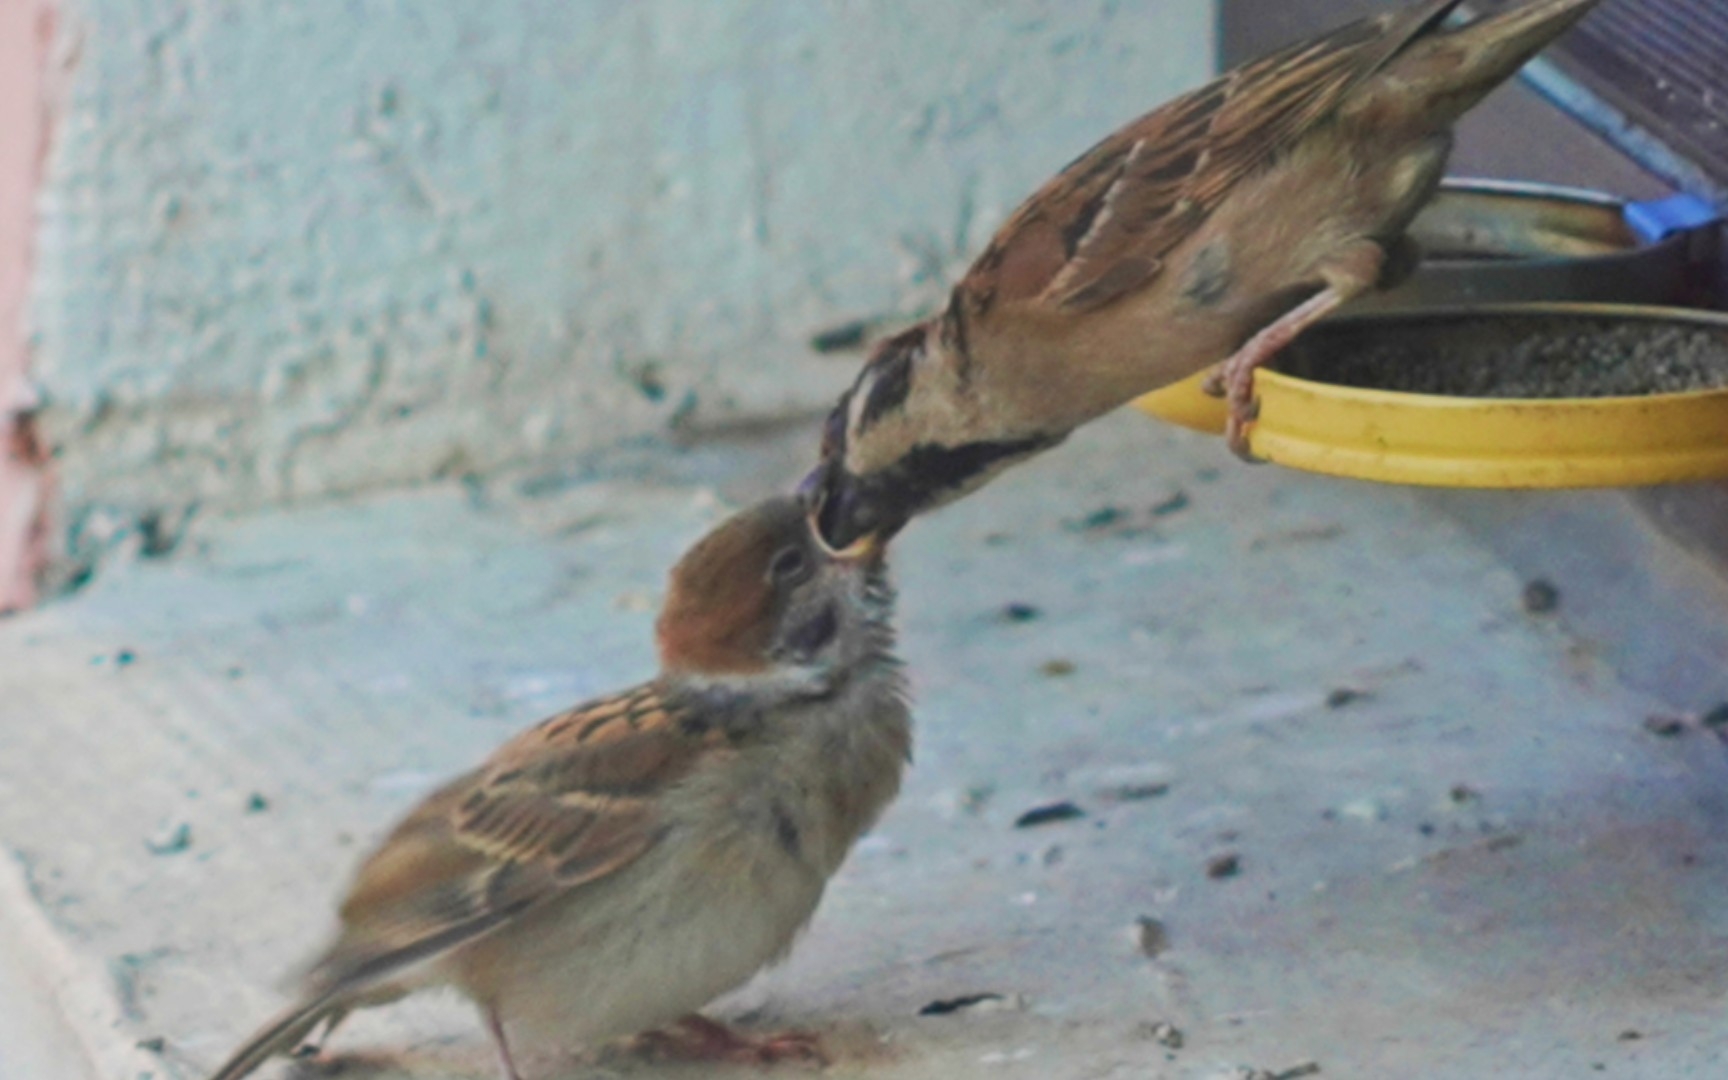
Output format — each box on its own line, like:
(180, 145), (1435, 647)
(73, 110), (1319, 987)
(1201, 368), (1228, 399)
(1224, 413), (1264, 463)
(1222, 370), (1263, 463)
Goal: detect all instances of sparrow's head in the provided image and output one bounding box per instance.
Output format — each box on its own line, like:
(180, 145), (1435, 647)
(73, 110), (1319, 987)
(656, 496), (894, 696)
(801, 323), (1061, 553)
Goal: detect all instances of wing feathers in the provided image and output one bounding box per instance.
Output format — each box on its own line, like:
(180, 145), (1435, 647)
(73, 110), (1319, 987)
(955, 0), (1464, 322)
(303, 684), (709, 999)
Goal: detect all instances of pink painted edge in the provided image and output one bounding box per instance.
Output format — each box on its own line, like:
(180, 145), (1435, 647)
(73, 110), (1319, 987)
(0, 0), (58, 614)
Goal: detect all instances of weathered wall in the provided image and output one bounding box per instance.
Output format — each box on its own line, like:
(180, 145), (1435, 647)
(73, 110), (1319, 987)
(29, 0), (1215, 569)
(0, 0), (56, 612)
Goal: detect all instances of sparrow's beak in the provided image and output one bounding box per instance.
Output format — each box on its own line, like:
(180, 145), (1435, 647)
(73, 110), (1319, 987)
(831, 529), (883, 563)
(795, 462), (828, 507)
(802, 460), (907, 560)
(806, 489), (884, 564)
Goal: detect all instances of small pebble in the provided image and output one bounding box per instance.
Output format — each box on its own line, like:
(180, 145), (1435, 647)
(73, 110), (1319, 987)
(809, 319), (872, 353)
(1238, 1065), (1323, 1080)
(1449, 783), (1480, 804)
(1088, 763), (1174, 804)
(920, 993), (999, 1016)
(960, 784), (995, 815)
(115, 649), (137, 667)
(1618, 1030), (1643, 1042)
(1067, 506), (1125, 532)
(1135, 916), (1170, 958)
(1643, 714), (1687, 737)
(1206, 853), (1241, 880)
(1340, 798), (1387, 822)
(979, 1047), (1036, 1065)
(1325, 687), (1368, 709)
(145, 822), (192, 856)
(919, 993), (1022, 1017)
(631, 362), (667, 402)
(1522, 578), (1561, 614)
(246, 793), (270, 813)
(1101, 781), (1171, 804)
(1039, 659), (1077, 677)
(135, 1037), (166, 1053)
(138, 509), (185, 558)
(1141, 1021), (1184, 1049)
(1000, 603), (1041, 623)
(1151, 491), (1191, 517)
(1014, 801), (1086, 829)
(1116, 782), (1170, 801)
(1701, 703), (1728, 730)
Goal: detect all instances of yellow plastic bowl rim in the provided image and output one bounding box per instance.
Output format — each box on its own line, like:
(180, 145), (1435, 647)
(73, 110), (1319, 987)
(1134, 303), (1728, 489)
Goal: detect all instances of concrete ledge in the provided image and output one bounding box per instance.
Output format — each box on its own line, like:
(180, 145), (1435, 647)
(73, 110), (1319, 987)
(4, 413), (1728, 1079)
(0, 849), (110, 1079)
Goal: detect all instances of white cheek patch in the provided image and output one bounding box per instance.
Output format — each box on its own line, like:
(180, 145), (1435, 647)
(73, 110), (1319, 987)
(846, 373), (872, 437)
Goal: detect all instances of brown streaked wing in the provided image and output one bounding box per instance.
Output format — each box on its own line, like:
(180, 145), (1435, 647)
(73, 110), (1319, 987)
(456, 684), (715, 906)
(954, 0), (1463, 320)
(311, 685), (717, 992)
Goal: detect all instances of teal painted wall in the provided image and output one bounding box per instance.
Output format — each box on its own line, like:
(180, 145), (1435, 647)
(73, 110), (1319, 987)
(33, 0), (1215, 556)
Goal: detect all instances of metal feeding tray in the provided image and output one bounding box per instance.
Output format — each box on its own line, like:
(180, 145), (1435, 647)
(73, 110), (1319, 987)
(1352, 178), (1721, 312)
(1136, 180), (1728, 486)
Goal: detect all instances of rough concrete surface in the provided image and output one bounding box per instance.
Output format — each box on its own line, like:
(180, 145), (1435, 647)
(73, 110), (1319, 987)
(3, 412), (1726, 1079)
(31, 0), (1212, 557)
(0, 857), (94, 1079)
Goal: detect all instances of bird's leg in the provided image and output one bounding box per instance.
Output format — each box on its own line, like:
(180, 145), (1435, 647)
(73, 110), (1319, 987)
(1205, 238), (1387, 461)
(637, 1014), (828, 1067)
(289, 1007), (350, 1059)
(484, 1005), (523, 1080)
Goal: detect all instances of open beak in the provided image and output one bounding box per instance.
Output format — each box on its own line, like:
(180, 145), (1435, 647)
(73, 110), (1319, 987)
(831, 530), (882, 563)
(806, 491), (883, 563)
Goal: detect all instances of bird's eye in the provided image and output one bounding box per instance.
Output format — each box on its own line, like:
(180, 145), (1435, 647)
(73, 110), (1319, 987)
(768, 545), (811, 586)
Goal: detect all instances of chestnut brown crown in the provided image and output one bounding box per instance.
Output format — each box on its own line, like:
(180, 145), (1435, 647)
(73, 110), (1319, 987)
(655, 496), (892, 690)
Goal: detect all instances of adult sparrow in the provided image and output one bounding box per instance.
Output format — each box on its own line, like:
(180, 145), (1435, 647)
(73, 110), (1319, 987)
(803, 0), (1604, 552)
(206, 496), (907, 1080)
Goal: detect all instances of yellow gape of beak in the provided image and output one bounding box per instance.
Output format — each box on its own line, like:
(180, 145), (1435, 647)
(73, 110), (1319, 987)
(806, 494), (880, 563)
(833, 531), (880, 562)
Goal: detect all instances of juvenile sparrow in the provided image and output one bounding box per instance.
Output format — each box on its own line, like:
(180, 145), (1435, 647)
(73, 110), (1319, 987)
(803, 0), (1604, 551)
(206, 496), (908, 1080)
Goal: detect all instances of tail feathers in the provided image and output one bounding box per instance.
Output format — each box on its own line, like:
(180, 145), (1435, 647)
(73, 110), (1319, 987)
(206, 993), (342, 1080)
(209, 901), (524, 1079)
(1371, 0), (1604, 121)
(1446, 0), (1602, 66)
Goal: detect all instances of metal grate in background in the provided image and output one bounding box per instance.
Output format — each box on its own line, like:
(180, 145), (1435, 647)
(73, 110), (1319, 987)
(1557, 0), (1728, 183)
(1480, 0), (1728, 189)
